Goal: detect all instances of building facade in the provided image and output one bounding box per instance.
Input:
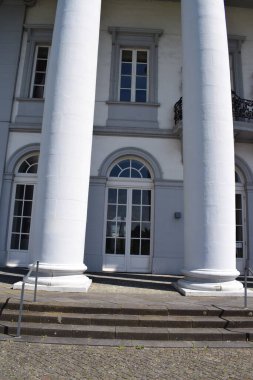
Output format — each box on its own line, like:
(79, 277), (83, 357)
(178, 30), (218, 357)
(0, 0), (253, 293)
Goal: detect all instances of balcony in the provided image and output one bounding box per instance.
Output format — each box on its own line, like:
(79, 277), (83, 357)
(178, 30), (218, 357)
(173, 91), (253, 141)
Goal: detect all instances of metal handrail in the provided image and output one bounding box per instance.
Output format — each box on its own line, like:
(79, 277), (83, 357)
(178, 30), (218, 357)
(16, 260), (39, 337)
(244, 261), (253, 309)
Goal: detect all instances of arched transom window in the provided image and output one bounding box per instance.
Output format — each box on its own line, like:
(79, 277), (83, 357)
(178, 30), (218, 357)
(109, 159), (151, 179)
(17, 154), (38, 174)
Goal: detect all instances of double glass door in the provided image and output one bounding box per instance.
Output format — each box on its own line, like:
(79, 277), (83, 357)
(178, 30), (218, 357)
(104, 187), (153, 272)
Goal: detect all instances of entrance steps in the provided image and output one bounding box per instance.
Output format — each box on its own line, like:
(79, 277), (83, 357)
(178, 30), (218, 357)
(1, 301), (253, 343)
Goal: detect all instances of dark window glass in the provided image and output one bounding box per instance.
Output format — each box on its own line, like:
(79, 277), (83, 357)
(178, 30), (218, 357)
(108, 189), (117, 204)
(135, 90), (147, 102)
(15, 185), (24, 199)
(136, 77), (147, 90)
(106, 238), (115, 254)
(132, 190), (141, 205)
(132, 206), (141, 221)
(34, 73), (46, 85)
(131, 222), (140, 238)
(37, 47), (49, 59)
(21, 218), (31, 234)
(131, 239), (139, 255)
(25, 185), (34, 200)
(11, 234), (19, 250)
(120, 89), (131, 101)
(107, 205), (116, 220)
(32, 86), (44, 98)
(118, 206), (126, 221)
(36, 60), (48, 72)
(141, 239), (150, 255)
(23, 201), (33, 216)
(116, 238), (125, 254)
(122, 50), (132, 62)
(137, 51), (147, 63)
(118, 189), (127, 204)
(12, 217), (21, 233)
(14, 201), (23, 216)
(20, 235), (29, 250)
(136, 63), (147, 76)
(141, 222), (150, 238)
(121, 63), (132, 75)
(121, 76), (131, 88)
(142, 190), (151, 205)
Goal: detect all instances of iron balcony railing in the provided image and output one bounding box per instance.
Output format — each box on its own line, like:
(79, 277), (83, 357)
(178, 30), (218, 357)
(174, 91), (253, 125)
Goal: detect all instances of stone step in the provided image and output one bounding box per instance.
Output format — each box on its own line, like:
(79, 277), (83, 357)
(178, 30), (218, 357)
(0, 321), (252, 341)
(1, 310), (233, 328)
(2, 300), (253, 317)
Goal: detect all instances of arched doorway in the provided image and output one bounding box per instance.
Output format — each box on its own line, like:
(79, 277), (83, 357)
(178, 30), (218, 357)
(7, 153), (39, 267)
(235, 168), (247, 274)
(103, 157), (153, 272)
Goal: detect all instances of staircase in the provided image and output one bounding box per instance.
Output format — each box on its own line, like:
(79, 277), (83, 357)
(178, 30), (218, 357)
(1, 300), (253, 343)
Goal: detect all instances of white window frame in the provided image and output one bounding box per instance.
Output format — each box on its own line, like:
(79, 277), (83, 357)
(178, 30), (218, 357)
(103, 157), (154, 272)
(29, 44), (51, 99)
(118, 48), (149, 103)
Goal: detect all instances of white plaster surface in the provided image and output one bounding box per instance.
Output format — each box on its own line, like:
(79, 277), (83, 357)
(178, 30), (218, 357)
(6, 132), (41, 162)
(90, 135), (183, 180)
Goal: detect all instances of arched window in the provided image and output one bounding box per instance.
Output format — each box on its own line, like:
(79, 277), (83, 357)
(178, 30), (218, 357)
(109, 159), (151, 179)
(104, 157), (153, 273)
(8, 154), (39, 256)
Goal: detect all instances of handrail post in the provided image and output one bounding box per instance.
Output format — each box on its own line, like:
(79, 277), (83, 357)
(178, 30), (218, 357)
(244, 266), (248, 309)
(33, 260), (39, 302)
(16, 282), (25, 338)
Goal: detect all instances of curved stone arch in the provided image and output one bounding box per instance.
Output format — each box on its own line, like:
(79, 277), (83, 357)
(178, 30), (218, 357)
(235, 155), (253, 186)
(99, 147), (163, 180)
(5, 143), (40, 174)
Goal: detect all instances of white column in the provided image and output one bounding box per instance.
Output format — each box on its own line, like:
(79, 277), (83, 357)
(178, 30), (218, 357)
(18, 0), (101, 291)
(177, 0), (243, 295)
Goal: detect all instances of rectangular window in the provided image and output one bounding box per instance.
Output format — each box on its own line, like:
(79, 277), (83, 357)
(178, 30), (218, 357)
(30, 45), (50, 99)
(119, 49), (149, 103)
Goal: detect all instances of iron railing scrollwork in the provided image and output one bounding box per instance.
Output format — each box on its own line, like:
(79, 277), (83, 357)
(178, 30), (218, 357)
(174, 91), (253, 125)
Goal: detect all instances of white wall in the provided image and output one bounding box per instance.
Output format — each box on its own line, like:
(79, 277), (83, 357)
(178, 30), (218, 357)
(6, 132), (41, 163)
(90, 135), (183, 180)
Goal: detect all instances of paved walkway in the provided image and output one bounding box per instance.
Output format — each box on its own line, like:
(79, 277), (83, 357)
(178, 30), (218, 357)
(1, 269), (253, 379)
(0, 270), (253, 311)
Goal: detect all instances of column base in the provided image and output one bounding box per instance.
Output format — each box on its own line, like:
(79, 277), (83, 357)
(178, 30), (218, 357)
(176, 276), (244, 296)
(13, 262), (92, 292)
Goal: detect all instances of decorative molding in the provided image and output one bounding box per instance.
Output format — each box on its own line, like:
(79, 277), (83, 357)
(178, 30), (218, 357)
(94, 126), (178, 139)
(98, 147), (163, 180)
(235, 155), (253, 186)
(5, 143), (40, 173)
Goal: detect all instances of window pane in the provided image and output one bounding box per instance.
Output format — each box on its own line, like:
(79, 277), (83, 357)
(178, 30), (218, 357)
(132, 190), (141, 205)
(141, 222), (150, 238)
(106, 238), (115, 254)
(131, 160), (143, 170)
(121, 63), (132, 75)
(132, 206), (141, 221)
(116, 238), (125, 254)
(140, 167), (151, 178)
(236, 210), (242, 226)
(107, 222), (116, 237)
(18, 161), (29, 173)
(36, 59), (48, 71)
(122, 50), (132, 62)
(141, 239), (150, 255)
(37, 47), (49, 59)
(131, 222), (140, 238)
(11, 234), (19, 250)
(118, 222), (126, 237)
(34, 73), (46, 85)
(20, 235), (29, 250)
(107, 205), (116, 220)
(118, 160), (130, 170)
(236, 226), (243, 241)
(121, 76), (131, 88)
(236, 194), (242, 209)
(236, 247), (243, 258)
(25, 185), (34, 200)
(15, 185), (24, 199)
(137, 51), (147, 63)
(27, 164), (38, 174)
(118, 205), (126, 221)
(142, 206), (151, 221)
(136, 90), (147, 102)
(108, 189), (117, 204)
(21, 218), (31, 234)
(120, 89), (131, 102)
(136, 63), (147, 76)
(120, 168), (130, 178)
(14, 201), (23, 216)
(131, 239), (140, 255)
(110, 165), (121, 177)
(32, 86), (44, 98)
(136, 76), (147, 90)
(118, 189), (127, 204)
(12, 217), (21, 233)
(142, 190), (151, 205)
(131, 168), (141, 178)
(23, 201), (33, 216)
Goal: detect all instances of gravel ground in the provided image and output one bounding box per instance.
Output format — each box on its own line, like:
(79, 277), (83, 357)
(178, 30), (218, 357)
(0, 341), (253, 380)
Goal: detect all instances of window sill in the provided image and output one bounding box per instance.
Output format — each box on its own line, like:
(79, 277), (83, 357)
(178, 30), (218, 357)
(107, 101), (160, 107)
(15, 97), (44, 102)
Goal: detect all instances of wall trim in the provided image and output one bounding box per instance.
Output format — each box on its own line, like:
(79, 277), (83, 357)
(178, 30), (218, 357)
(235, 155), (253, 186)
